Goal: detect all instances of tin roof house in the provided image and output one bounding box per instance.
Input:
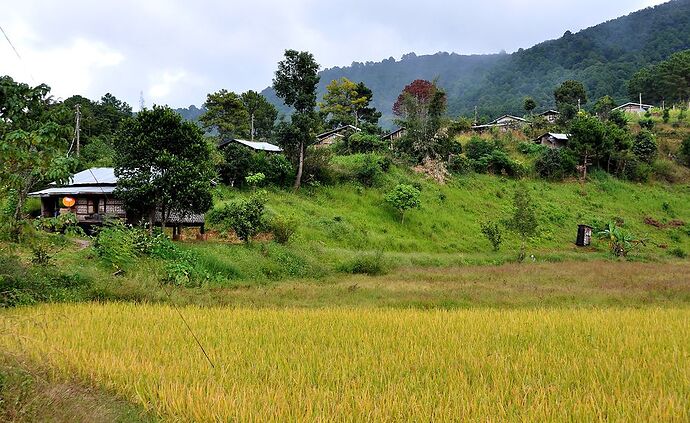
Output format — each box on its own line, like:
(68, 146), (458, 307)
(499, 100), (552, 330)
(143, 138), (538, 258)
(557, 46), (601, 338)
(534, 133), (570, 149)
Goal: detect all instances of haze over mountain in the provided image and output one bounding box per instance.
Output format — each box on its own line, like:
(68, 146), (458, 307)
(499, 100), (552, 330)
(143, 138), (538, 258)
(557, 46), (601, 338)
(255, 0), (690, 127)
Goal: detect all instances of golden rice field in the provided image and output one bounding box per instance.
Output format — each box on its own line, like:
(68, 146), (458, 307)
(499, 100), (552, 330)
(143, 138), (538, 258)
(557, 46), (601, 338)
(2, 303), (690, 421)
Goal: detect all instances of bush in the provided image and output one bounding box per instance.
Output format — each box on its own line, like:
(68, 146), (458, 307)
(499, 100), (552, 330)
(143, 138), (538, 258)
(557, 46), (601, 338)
(332, 153), (390, 187)
(33, 212), (85, 236)
(261, 154), (294, 186)
(632, 130), (658, 164)
(269, 215), (298, 244)
(669, 247), (687, 259)
(346, 132), (387, 153)
(385, 184), (421, 223)
(518, 142), (547, 155)
(447, 155), (472, 175)
(93, 220), (178, 269)
(338, 251), (387, 276)
(465, 137), (495, 161)
(480, 221), (502, 251)
(679, 135), (690, 167)
(662, 108), (670, 123)
(638, 118), (655, 130)
(623, 159), (652, 182)
(303, 147), (336, 185)
(534, 148), (577, 180)
(206, 193), (267, 243)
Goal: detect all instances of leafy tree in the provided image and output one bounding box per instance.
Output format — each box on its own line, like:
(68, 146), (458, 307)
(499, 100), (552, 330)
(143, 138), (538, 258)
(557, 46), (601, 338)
(508, 185), (538, 261)
(320, 78), (380, 128)
(240, 90), (277, 140)
(554, 80), (587, 111)
(0, 76), (75, 241)
(480, 221), (502, 251)
(679, 135), (690, 167)
(534, 148), (577, 180)
(392, 79), (447, 162)
(632, 130), (658, 164)
(628, 50), (690, 104)
(662, 108), (671, 123)
(346, 132), (386, 153)
(385, 184), (421, 223)
(523, 97), (537, 115)
(273, 49), (321, 190)
(593, 95), (616, 120)
(207, 193), (266, 243)
(608, 110), (628, 129)
(200, 90), (250, 139)
(114, 106), (213, 231)
(568, 114), (607, 179)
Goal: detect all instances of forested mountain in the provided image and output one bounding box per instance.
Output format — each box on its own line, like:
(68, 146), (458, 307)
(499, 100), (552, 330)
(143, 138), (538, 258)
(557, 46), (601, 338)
(262, 0), (690, 127)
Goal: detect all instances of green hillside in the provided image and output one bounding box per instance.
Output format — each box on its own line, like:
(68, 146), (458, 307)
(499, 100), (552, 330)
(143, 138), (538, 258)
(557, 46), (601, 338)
(261, 0), (690, 126)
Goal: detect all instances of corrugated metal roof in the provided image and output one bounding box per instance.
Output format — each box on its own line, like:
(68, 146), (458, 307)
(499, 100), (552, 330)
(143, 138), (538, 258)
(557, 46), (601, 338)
(51, 168), (118, 186)
(218, 139), (282, 152)
(548, 133), (569, 140)
(29, 186), (117, 197)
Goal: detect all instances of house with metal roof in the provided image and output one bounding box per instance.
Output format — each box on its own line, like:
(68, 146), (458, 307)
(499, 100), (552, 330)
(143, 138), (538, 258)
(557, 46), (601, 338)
(612, 102), (653, 114)
(29, 168), (205, 233)
(534, 133), (570, 149)
(316, 125), (361, 146)
(217, 138), (283, 152)
(538, 110), (560, 123)
(472, 115), (530, 132)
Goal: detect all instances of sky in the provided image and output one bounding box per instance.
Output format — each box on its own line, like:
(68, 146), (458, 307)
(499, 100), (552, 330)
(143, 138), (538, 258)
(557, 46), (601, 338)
(0, 0), (669, 110)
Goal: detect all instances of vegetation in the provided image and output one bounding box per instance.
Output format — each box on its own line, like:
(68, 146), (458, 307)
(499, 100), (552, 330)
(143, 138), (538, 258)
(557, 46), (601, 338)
(385, 184), (421, 223)
(628, 49), (690, 105)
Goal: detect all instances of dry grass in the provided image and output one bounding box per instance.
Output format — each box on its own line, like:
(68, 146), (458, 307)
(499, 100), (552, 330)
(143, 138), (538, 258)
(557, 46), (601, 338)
(2, 303), (689, 421)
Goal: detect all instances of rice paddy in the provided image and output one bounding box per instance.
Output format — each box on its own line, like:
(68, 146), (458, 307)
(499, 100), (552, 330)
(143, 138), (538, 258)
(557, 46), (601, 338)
(2, 303), (689, 421)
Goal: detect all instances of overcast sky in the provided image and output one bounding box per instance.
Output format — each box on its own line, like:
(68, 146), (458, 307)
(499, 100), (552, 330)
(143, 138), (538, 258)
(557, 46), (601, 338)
(0, 0), (668, 109)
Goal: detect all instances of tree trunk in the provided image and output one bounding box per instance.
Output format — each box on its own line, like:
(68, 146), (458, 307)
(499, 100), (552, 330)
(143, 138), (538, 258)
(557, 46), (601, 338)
(294, 140), (304, 190)
(148, 209), (155, 235)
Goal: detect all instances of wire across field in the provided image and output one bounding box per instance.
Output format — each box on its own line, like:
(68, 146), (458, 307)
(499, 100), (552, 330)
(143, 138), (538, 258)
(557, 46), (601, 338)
(2, 304), (689, 421)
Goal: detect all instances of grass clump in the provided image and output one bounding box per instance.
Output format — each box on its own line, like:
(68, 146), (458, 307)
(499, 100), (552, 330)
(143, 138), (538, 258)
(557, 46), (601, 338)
(338, 251), (387, 275)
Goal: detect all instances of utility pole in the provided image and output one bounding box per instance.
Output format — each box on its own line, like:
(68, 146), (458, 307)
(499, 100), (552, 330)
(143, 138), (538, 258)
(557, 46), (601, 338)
(639, 92), (642, 110)
(577, 98), (581, 112)
(75, 104), (81, 157)
(474, 105), (478, 124)
(139, 90), (145, 111)
(250, 113), (255, 141)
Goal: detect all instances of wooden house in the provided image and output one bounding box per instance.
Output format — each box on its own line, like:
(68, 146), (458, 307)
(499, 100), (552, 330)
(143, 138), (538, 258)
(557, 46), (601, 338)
(316, 125), (361, 147)
(382, 127), (406, 148)
(534, 133), (569, 149)
(472, 115), (529, 132)
(29, 168), (206, 234)
(538, 109), (560, 123)
(612, 102), (653, 114)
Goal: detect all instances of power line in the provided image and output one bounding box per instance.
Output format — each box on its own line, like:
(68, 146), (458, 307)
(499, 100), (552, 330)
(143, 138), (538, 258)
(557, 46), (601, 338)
(0, 23), (36, 83)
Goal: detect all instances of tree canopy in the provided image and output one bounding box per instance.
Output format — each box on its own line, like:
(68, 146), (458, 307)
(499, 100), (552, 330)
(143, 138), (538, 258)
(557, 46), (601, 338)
(628, 49), (690, 105)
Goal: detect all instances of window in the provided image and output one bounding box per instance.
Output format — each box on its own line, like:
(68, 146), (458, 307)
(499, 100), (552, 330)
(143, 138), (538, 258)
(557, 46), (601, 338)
(87, 198), (99, 214)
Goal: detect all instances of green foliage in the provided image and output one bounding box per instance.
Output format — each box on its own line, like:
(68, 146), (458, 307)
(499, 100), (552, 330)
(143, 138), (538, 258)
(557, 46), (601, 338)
(332, 154), (390, 187)
(608, 110), (628, 129)
(207, 193), (267, 243)
(518, 142), (547, 155)
(669, 247), (687, 259)
(114, 105), (214, 226)
(320, 78), (381, 128)
(268, 215), (298, 244)
(597, 222), (645, 258)
(245, 172), (266, 188)
(346, 132), (387, 153)
(663, 108), (671, 123)
(200, 90), (249, 139)
(464, 139), (524, 177)
(628, 50), (690, 104)
(385, 184), (421, 223)
(638, 118), (655, 130)
(555, 80), (587, 110)
(678, 135), (690, 167)
(93, 221), (177, 269)
(447, 155), (473, 175)
(632, 130), (658, 164)
(337, 251), (387, 276)
(508, 185), (538, 261)
(593, 95), (616, 120)
(241, 90), (278, 140)
(534, 148), (577, 180)
(523, 97), (537, 114)
(33, 212), (85, 237)
(480, 221), (503, 251)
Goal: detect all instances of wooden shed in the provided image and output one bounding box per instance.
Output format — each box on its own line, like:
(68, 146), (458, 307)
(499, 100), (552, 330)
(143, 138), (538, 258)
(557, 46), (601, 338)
(534, 133), (570, 149)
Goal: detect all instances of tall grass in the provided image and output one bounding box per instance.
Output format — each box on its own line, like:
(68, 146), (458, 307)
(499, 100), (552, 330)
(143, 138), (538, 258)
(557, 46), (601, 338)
(2, 304), (689, 421)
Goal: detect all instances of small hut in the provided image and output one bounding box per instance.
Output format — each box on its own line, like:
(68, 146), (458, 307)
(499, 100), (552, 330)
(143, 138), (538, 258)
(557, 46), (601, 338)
(576, 225), (594, 247)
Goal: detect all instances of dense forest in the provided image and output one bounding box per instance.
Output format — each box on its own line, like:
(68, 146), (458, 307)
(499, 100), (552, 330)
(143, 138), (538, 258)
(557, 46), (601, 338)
(256, 0), (690, 127)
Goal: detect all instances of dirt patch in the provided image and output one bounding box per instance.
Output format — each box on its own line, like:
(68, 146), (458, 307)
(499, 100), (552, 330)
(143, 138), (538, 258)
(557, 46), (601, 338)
(644, 217), (685, 229)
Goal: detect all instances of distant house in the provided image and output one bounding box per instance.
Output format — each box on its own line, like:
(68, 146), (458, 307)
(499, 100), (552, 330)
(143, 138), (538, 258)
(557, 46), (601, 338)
(472, 115), (529, 132)
(538, 110), (560, 123)
(218, 138), (282, 152)
(29, 168), (205, 233)
(316, 125), (361, 147)
(382, 127), (406, 144)
(534, 132), (569, 149)
(612, 102), (653, 114)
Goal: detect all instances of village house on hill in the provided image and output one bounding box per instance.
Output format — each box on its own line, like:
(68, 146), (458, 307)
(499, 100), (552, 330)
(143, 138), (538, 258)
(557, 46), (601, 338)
(612, 102), (653, 114)
(217, 138), (282, 152)
(316, 125), (361, 147)
(538, 109), (560, 123)
(29, 168), (206, 235)
(534, 132), (569, 149)
(472, 115), (529, 132)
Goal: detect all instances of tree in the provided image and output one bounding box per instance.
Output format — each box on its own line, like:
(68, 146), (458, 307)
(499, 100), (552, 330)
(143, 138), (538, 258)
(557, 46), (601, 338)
(114, 106), (213, 232)
(385, 184), (421, 223)
(272, 49), (321, 190)
(632, 130), (658, 164)
(0, 76), (75, 241)
(207, 193), (266, 244)
(568, 114), (607, 179)
(392, 79), (447, 162)
(240, 90), (277, 140)
(480, 221), (502, 251)
(679, 134), (690, 167)
(628, 50), (690, 104)
(523, 97), (537, 115)
(320, 78), (381, 129)
(508, 185), (538, 261)
(554, 80), (588, 111)
(593, 95), (616, 120)
(200, 90), (250, 139)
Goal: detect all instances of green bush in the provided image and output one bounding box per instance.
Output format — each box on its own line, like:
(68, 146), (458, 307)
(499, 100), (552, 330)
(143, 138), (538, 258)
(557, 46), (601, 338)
(207, 193), (267, 243)
(669, 247), (687, 259)
(447, 155), (472, 175)
(332, 153), (390, 187)
(679, 135), (690, 167)
(534, 148), (577, 180)
(638, 118), (655, 130)
(93, 220), (178, 269)
(385, 184), (421, 223)
(480, 221), (502, 251)
(632, 130), (658, 164)
(346, 132), (387, 153)
(465, 138), (495, 161)
(338, 251), (387, 276)
(269, 214), (298, 244)
(518, 142), (547, 155)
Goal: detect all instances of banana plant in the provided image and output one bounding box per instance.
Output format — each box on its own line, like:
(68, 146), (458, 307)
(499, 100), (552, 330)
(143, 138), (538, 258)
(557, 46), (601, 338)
(597, 222), (645, 257)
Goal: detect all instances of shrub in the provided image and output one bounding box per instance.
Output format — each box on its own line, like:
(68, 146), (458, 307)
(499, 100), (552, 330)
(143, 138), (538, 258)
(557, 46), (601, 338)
(262, 154), (294, 186)
(338, 251), (387, 276)
(269, 215), (298, 244)
(465, 138), (495, 161)
(245, 172), (266, 188)
(332, 154), (390, 187)
(219, 143), (254, 186)
(447, 155), (472, 175)
(347, 132), (387, 153)
(93, 221), (178, 268)
(624, 159), (652, 182)
(518, 142), (547, 155)
(385, 184), (421, 223)
(303, 147), (336, 185)
(597, 222), (645, 258)
(669, 247), (687, 259)
(534, 148), (577, 180)
(632, 130), (657, 164)
(662, 108), (670, 123)
(206, 193), (267, 243)
(638, 118), (654, 130)
(480, 221), (502, 251)
(33, 212), (84, 236)
(679, 135), (690, 167)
